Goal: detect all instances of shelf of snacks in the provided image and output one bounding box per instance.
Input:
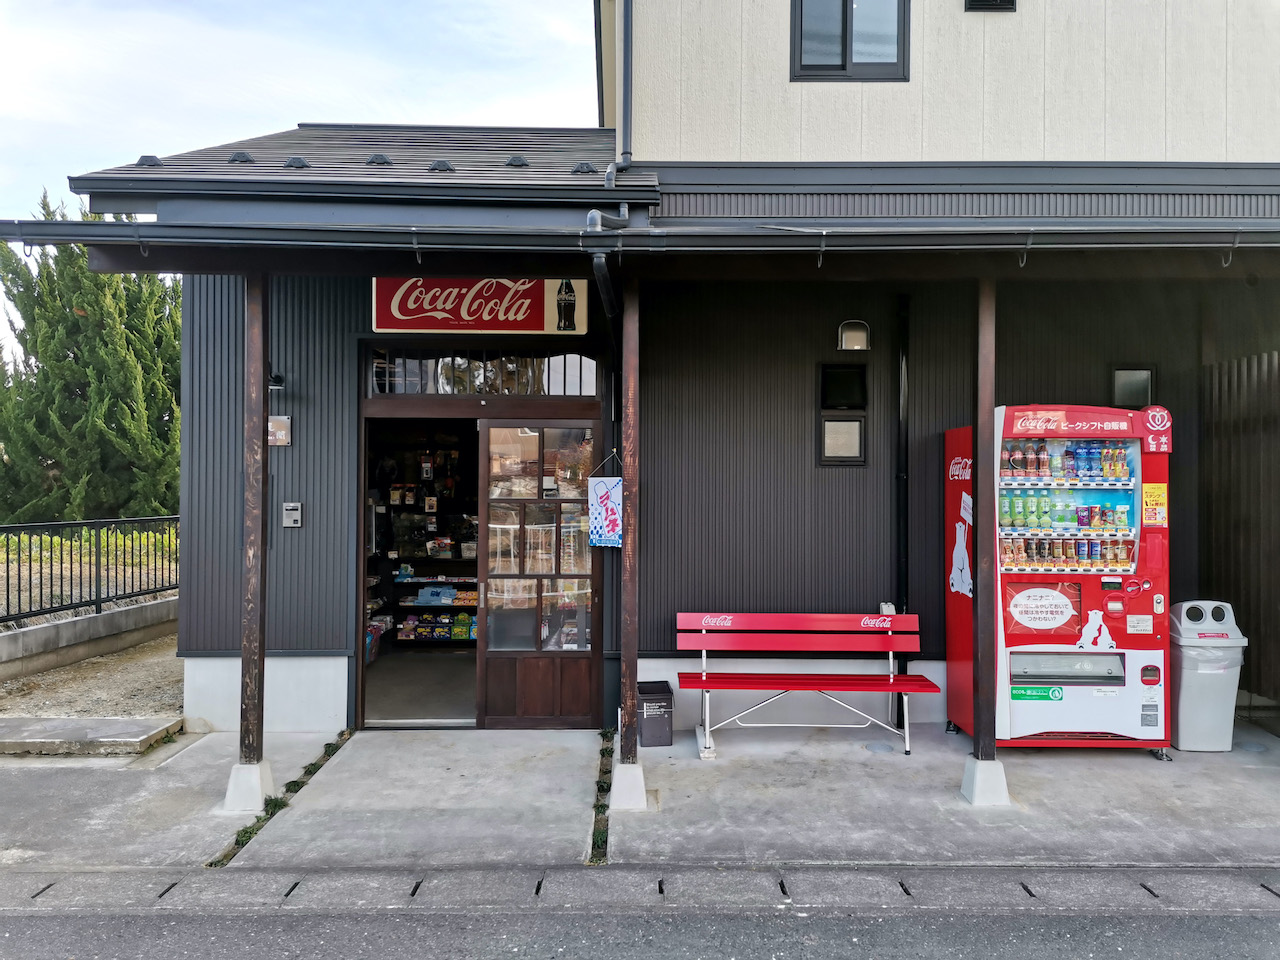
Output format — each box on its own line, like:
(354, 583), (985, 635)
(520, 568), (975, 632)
(397, 611), (476, 643)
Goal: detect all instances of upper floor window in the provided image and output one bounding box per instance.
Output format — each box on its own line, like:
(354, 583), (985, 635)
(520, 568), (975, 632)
(791, 0), (909, 82)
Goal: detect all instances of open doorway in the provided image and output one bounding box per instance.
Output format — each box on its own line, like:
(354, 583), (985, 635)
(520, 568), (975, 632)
(363, 418), (479, 726)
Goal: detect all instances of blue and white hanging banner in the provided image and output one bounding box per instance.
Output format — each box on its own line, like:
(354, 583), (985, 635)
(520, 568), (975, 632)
(589, 477), (623, 548)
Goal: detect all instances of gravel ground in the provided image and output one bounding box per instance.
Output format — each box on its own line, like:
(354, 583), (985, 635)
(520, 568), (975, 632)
(0, 634), (181, 717)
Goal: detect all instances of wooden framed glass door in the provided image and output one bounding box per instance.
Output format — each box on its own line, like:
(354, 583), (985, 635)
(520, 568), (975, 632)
(477, 420), (602, 728)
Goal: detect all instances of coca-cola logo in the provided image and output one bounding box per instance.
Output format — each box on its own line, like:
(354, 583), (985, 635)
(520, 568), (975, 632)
(702, 615), (734, 627)
(860, 616), (894, 629)
(1015, 414), (1062, 433)
(389, 277), (538, 324)
(1145, 408), (1171, 432)
(948, 457), (972, 480)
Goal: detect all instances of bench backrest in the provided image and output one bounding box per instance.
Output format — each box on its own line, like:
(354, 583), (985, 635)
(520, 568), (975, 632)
(676, 612), (920, 654)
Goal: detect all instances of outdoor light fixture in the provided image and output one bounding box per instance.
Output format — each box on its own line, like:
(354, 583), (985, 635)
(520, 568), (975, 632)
(837, 320), (870, 351)
(267, 366), (285, 392)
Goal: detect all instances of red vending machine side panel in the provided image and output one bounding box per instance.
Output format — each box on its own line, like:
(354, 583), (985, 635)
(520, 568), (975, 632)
(944, 426), (975, 735)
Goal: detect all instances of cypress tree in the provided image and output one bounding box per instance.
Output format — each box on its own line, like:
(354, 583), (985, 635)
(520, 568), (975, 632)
(0, 195), (181, 522)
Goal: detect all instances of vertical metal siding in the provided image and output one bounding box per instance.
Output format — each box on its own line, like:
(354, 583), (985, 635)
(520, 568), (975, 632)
(638, 282), (899, 654)
(905, 284), (977, 659)
(1202, 351), (1280, 702)
(179, 275), (366, 654)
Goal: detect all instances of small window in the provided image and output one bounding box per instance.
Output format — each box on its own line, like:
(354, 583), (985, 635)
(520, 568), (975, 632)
(1112, 367), (1154, 409)
(791, 0), (910, 82)
(819, 364), (868, 465)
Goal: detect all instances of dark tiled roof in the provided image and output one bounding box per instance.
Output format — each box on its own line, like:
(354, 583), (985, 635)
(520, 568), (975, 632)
(71, 123), (655, 194)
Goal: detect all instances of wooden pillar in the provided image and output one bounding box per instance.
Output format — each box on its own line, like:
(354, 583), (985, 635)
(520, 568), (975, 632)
(619, 278), (640, 764)
(240, 274), (269, 766)
(972, 279), (998, 762)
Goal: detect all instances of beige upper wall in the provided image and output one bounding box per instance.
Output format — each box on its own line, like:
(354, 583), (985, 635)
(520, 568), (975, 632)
(621, 0), (1280, 162)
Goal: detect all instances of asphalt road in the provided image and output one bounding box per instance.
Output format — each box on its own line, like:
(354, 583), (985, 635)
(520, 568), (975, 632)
(2, 913), (1279, 960)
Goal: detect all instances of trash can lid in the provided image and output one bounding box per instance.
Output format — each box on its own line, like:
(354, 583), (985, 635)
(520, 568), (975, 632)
(1169, 600), (1248, 646)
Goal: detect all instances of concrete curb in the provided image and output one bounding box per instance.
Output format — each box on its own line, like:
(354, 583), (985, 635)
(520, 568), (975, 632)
(0, 598), (177, 683)
(1, 865), (1278, 916)
(0, 717), (183, 756)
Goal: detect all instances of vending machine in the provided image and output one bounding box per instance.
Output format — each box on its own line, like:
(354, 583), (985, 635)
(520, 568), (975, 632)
(944, 404), (1172, 748)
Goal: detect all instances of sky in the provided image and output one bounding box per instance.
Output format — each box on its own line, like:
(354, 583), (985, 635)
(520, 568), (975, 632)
(0, 0), (600, 357)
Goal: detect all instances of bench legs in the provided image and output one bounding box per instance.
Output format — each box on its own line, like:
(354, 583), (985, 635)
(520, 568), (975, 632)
(903, 694), (911, 756)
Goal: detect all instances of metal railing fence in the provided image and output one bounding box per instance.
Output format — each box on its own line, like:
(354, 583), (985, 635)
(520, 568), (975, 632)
(0, 516), (179, 624)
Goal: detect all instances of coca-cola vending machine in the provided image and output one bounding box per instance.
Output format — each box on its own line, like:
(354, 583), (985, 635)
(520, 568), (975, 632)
(944, 404), (1172, 748)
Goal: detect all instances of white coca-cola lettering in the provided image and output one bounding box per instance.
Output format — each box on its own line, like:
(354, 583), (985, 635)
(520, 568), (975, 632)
(389, 278), (538, 324)
(860, 616), (894, 628)
(948, 457), (973, 480)
(702, 615), (734, 627)
(1015, 414), (1062, 433)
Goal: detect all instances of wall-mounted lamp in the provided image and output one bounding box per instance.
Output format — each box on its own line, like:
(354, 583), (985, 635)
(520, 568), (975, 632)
(267, 365), (285, 392)
(837, 320), (870, 351)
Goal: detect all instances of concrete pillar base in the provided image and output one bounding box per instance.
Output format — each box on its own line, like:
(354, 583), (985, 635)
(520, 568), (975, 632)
(610, 758), (647, 812)
(223, 760), (275, 814)
(960, 756), (1010, 806)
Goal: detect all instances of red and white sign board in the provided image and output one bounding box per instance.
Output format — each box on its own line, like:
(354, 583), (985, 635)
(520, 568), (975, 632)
(372, 277), (588, 334)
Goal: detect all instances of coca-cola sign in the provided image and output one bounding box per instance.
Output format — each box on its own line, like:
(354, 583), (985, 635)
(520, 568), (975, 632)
(948, 457), (973, 480)
(702, 615), (734, 627)
(372, 277), (588, 334)
(1007, 408), (1136, 438)
(860, 616), (895, 629)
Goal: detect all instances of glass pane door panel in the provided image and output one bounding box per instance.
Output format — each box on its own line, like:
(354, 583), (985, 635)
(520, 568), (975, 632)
(487, 578), (538, 650)
(559, 504), (591, 574)
(542, 578), (591, 651)
(543, 428), (593, 499)
(488, 427), (540, 498)
(524, 504), (557, 575)
(488, 502), (522, 575)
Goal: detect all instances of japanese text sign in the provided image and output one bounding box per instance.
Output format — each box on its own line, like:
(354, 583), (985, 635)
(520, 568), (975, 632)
(589, 477), (623, 548)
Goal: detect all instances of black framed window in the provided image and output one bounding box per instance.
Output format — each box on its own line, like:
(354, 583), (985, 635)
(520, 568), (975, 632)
(791, 0), (910, 82)
(819, 363), (868, 465)
(1111, 366), (1155, 409)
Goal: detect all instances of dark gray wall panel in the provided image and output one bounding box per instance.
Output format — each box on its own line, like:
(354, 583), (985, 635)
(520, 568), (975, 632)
(179, 275), (366, 655)
(905, 284), (977, 659)
(179, 275), (244, 655)
(638, 281), (900, 654)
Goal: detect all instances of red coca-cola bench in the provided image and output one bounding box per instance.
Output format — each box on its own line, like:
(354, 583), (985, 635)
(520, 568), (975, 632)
(676, 612), (940, 757)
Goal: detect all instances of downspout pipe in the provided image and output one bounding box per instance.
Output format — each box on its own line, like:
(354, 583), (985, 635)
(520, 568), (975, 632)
(604, 0), (634, 188)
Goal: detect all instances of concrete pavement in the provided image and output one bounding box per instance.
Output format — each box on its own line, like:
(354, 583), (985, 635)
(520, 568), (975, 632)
(611, 722), (1280, 867)
(0, 731), (331, 868)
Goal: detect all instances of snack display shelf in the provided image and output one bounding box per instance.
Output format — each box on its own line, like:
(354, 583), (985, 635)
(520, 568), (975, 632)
(399, 600), (479, 609)
(393, 576), (478, 585)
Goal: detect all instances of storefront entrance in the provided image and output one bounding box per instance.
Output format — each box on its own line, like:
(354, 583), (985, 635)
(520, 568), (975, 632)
(356, 347), (606, 730)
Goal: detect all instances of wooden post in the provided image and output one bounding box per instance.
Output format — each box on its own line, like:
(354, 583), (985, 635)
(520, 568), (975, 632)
(240, 274), (269, 766)
(619, 278), (640, 764)
(972, 279), (998, 762)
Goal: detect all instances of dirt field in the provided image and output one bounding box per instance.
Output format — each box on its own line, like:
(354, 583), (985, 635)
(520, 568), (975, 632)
(0, 634), (182, 717)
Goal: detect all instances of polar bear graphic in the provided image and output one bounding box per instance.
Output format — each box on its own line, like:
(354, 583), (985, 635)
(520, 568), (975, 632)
(948, 520), (973, 598)
(1076, 609), (1115, 650)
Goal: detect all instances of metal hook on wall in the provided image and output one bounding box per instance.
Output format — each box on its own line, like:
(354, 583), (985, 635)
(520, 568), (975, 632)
(817, 230), (827, 269)
(1018, 233), (1033, 269)
(411, 228), (422, 265)
(1222, 231), (1241, 269)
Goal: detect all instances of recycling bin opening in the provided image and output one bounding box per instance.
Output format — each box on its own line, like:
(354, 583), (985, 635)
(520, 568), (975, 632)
(637, 681), (674, 747)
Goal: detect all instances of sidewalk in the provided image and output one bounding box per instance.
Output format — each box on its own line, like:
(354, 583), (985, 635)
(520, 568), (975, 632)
(0, 731), (330, 869)
(611, 722), (1280, 867)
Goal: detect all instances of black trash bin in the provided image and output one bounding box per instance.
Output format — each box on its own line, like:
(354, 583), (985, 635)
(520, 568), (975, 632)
(637, 681), (674, 747)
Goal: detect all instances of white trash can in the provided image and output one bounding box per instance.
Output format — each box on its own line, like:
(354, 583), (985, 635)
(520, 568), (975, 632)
(1169, 601), (1248, 752)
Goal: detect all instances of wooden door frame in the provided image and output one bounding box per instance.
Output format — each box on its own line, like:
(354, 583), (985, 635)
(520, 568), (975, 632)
(477, 417), (605, 729)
